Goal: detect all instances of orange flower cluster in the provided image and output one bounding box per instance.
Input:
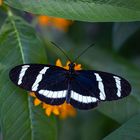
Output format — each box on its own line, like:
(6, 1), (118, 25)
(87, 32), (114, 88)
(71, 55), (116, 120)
(38, 15), (73, 31)
(0, 0), (3, 6)
(30, 59), (82, 119)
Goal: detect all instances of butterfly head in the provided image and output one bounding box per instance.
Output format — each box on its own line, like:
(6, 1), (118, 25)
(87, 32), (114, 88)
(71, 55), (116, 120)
(68, 62), (75, 71)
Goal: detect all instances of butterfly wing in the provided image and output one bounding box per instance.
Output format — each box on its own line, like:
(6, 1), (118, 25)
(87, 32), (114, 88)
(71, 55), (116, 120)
(9, 64), (68, 105)
(69, 78), (99, 110)
(68, 70), (131, 110)
(9, 65), (131, 110)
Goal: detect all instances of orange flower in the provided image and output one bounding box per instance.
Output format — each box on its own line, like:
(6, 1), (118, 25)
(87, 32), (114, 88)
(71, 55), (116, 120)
(56, 59), (82, 70)
(38, 15), (73, 31)
(30, 59), (82, 119)
(0, 0), (3, 6)
(38, 15), (50, 26)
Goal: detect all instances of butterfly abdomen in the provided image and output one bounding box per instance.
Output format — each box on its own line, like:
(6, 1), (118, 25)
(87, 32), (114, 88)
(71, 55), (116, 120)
(65, 80), (72, 104)
(66, 90), (71, 104)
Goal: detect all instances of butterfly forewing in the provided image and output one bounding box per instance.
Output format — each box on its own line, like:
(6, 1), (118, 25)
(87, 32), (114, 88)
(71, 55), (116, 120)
(75, 70), (131, 101)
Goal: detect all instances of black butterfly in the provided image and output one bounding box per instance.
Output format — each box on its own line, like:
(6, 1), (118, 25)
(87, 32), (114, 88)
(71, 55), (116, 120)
(9, 44), (131, 110)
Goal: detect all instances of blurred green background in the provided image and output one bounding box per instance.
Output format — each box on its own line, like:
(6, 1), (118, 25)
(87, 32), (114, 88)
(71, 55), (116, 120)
(0, 1), (140, 140)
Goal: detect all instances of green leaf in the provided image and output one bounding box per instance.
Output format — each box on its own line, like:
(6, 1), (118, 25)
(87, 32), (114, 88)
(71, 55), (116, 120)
(0, 9), (57, 139)
(0, 6), (7, 28)
(103, 114), (140, 140)
(59, 111), (119, 140)
(5, 0), (140, 22)
(113, 22), (140, 50)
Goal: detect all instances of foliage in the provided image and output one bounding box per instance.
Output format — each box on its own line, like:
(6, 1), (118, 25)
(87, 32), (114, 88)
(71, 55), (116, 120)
(5, 0), (140, 21)
(0, 0), (140, 140)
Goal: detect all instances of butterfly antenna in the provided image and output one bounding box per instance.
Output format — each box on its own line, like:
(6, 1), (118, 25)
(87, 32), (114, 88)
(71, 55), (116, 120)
(51, 42), (71, 61)
(73, 43), (94, 62)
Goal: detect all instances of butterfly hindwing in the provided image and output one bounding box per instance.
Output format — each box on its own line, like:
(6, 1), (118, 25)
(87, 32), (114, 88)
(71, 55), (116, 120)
(70, 73), (98, 110)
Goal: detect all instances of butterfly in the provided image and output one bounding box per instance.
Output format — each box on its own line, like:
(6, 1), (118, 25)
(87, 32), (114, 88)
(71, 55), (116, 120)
(9, 44), (131, 110)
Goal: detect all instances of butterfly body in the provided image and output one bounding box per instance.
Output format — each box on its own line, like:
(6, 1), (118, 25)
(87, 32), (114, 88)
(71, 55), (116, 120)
(9, 62), (131, 110)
